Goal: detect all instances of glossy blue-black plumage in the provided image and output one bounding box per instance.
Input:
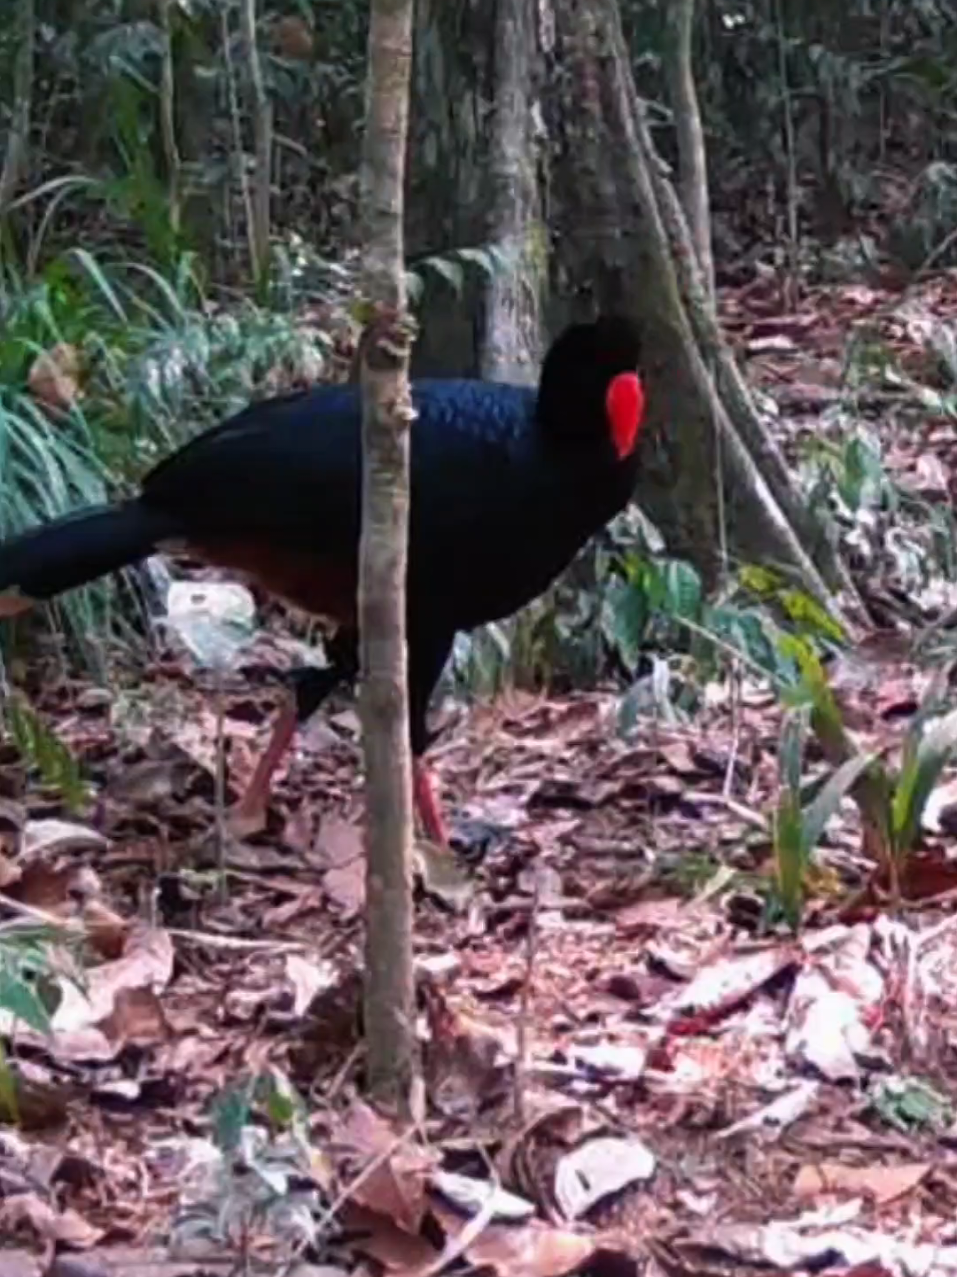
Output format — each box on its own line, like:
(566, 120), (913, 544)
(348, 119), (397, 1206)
(0, 317), (644, 756)
(142, 376), (637, 633)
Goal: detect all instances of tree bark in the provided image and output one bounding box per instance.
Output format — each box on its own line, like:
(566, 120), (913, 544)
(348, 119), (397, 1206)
(664, 0), (714, 302)
(238, 0), (272, 286)
(480, 0), (544, 382)
(157, 0), (181, 237)
(358, 0), (417, 1113)
(408, 0), (865, 631)
(408, 0), (544, 380)
(0, 0), (35, 217)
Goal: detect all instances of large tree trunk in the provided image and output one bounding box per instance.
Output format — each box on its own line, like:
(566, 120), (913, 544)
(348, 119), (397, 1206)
(408, 0), (865, 629)
(358, 0), (418, 1113)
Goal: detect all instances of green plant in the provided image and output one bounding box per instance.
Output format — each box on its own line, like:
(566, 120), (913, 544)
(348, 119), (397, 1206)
(0, 923), (60, 1123)
(171, 1068), (318, 1262)
(779, 638), (957, 902)
(2, 693), (87, 812)
(772, 705), (874, 928)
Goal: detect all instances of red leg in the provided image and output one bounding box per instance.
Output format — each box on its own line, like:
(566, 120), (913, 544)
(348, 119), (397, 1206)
(231, 694), (298, 833)
(412, 757), (450, 849)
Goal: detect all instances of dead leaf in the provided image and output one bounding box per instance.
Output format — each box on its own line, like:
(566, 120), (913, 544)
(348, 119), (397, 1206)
(338, 1101), (435, 1234)
(28, 343), (81, 416)
(430, 1201), (598, 1277)
(312, 818), (365, 916)
(338, 1202), (439, 1271)
(0, 1192), (102, 1249)
(21, 820), (107, 860)
(793, 1160), (930, 1205)
(285, 953), (337, 1017)
(553, 1136), (655, 1219)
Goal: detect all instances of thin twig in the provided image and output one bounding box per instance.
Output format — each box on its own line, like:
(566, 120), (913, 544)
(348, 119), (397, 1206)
(513, 864), (542, 1125)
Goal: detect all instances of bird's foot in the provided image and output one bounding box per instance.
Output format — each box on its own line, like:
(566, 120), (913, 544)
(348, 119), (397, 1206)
(227, 797), (270, 839)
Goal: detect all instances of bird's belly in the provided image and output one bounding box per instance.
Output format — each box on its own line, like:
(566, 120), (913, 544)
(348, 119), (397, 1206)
(188, 537), (358, 624)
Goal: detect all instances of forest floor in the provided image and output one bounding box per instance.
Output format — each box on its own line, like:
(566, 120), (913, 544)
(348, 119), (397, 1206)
(4, 273), (957, 1276)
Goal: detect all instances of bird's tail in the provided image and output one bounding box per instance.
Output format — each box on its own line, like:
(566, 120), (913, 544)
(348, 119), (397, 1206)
(0, 500), (178, 615)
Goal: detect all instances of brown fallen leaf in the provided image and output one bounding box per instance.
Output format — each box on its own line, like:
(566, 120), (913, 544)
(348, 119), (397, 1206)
(0, 1192), (102, 1250)
(98, 985), (171, 1049)
(311, 817), (365, 916)
(337, 1101), (435, 1235)
(339, 1202), (439, 1272)
(28, 343), (81, 416)
(793, 1159), (930, 1206)
(429, 1201), (598, 1277)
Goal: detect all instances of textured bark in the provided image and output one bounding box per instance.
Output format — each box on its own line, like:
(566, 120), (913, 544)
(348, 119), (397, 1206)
(157, 0), (181, 236)
(358, 0), (417, 1112)
(480, 0), (544, 382)
(408, 0), (544, 379)
(664, 0), (714, 301)
(406, 0), (862, 626)
(0, 0), (34, 216)
(239, 0), (272, 285)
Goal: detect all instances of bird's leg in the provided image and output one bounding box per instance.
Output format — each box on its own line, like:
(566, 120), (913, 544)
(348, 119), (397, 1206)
(231, 662), (345, 835)
(412, 756), (450, 848)
(230, 693), (299, 835)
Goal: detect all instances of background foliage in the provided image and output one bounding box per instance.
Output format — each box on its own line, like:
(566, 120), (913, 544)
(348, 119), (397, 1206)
(2, 0), (957, 690)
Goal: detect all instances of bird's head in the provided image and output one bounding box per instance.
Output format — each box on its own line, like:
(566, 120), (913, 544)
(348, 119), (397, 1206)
(536, 315), (646, 461)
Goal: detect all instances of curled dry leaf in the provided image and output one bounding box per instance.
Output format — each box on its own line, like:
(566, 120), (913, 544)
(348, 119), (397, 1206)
(793, 1160), (931, 1206)
(432, 1171), (535, 1223)
(429, 1200), (600, 1277)
(553, 1136), (656, 1221)
(21, 820), (108, 861)
(27, 343), (81, 416)
(284, 953), (338, 1017)
(0, 1191), (103, 1250)
(337, 1100), (436, 1236)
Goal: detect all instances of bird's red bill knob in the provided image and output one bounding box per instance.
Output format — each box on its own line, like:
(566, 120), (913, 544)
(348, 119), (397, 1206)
(605, 372), (646, 459)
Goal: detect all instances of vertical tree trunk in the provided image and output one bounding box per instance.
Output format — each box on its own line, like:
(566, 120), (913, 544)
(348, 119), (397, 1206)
(665, 0), (714, 302)
(157, 0), (181, 237)
(480, 0), (544, 382)
(0, 0), (35, 216)
(238, 0), (272, 285)
(408, 0), (544, 380)
(358, 0), (417, 1112)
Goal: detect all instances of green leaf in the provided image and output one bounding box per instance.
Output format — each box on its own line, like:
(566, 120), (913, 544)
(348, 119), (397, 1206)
(68, 249), (129, 323)
(778, 707), (809, 796)
(661, 559), (702, 620)
(892, 706), (957, 854)
(423, 256), (465, 294)
(601, 578), (647, 672)
(802, 752), (876, 854)
(211, 1081), (254, 1154)
(773, 792), (806, 930)
(0, 966), (53, 1035)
